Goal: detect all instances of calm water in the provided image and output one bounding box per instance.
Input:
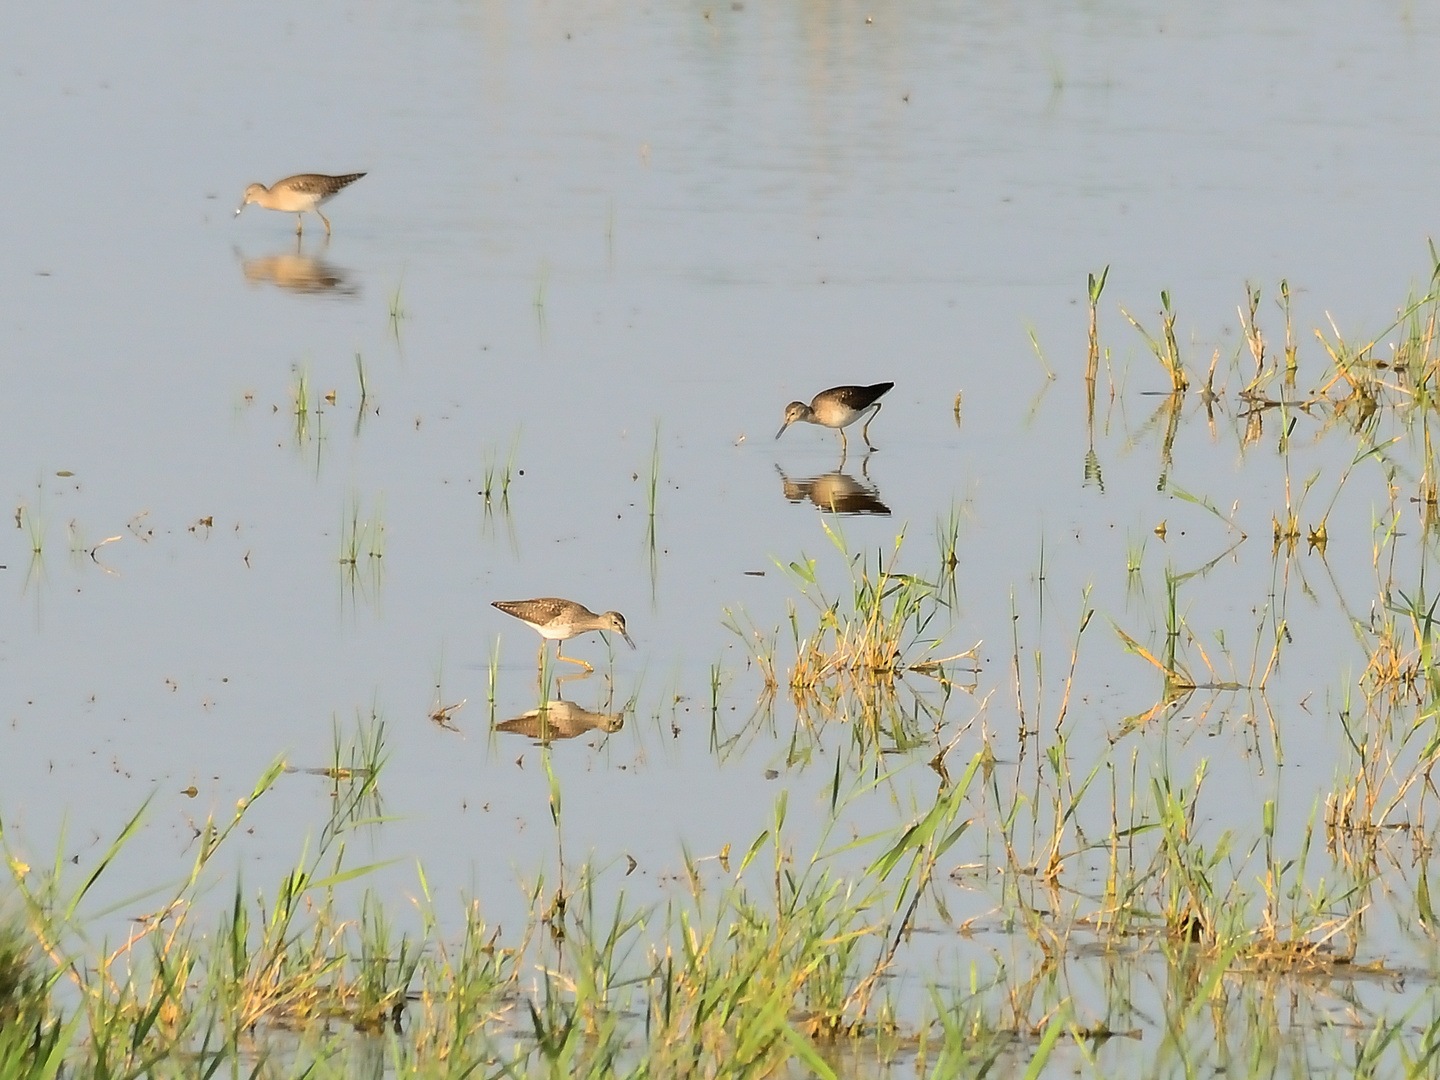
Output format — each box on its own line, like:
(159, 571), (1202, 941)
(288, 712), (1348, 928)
(5, 0), (1440, 1069)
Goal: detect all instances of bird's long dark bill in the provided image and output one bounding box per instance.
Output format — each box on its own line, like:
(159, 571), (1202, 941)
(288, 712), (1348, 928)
(775, 422), (791, 440)
(621, 632), (636, 649)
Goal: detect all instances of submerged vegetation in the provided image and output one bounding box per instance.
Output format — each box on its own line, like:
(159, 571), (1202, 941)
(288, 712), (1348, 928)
(12, 262), (1440, 1076)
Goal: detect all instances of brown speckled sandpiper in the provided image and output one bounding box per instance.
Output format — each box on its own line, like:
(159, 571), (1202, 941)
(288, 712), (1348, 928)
(235, 172), (366, 236)
(492, 598), (635, 672)
(775, 382), (894, 453)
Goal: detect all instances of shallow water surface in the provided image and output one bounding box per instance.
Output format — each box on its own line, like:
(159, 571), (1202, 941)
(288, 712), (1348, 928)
(5, 0), (1440, 1073)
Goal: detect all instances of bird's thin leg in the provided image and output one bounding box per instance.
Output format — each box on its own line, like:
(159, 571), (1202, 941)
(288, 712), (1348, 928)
(839, 427), (849, 456)
(556, 648), (594, 672)
(861, 403), (882, 450)
(295, 214), (304, 236)
(319, 209), (333, 236)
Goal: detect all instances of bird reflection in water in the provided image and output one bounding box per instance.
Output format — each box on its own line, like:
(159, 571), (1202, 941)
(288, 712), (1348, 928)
(494, 699), (625, 743)
(776, 463), (890, 516)
(235, 241), (357, 296)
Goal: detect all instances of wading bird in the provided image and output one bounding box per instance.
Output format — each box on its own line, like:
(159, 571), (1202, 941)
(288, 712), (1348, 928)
(775, 382), (894, 454)
(235, 172), (366, 236)
(492, 597), (635, 672)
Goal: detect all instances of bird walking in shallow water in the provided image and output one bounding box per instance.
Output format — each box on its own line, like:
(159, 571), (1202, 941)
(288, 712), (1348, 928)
(235, 172), (366, 236)
(492, 598), (635, 672)
(775, 382), (894, 454)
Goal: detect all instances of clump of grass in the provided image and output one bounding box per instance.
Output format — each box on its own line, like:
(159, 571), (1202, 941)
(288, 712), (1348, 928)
(1278, 277), (1298, 381)
(726, 521), (979, 710)
(388, 271), (408, 341)
(1125, 531), (1147, 576)
(0, 919), (50, 1035)
(719, 607), (780, 694)
(291, 364), (310, 416)
(779, 523), (944, 690)
(1122, 289), (1188, 392)
(708, 660), (726, 719)
(339, 492), (386, 583)
(1086, 265), (1108, 384)
(0, 919), (68, 1080)
(354, 351), (369, 404)
(646, 421), (661, 520)
(636, 762), (985, 1074)
(935, 500), (962, 602)
(645, 420), (661, 591)
(1027, 322), (1054, 381)
(1239, 279), (1268, 384)
(487, 635), (502, 713)
(19, 503), (42, 557)
(18, 475), (48, 560)
(290, 363), (314, 446)
(533, 259), (551, 332)
(0, 716), (414, 1060)
(480, 431), (521, 523)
